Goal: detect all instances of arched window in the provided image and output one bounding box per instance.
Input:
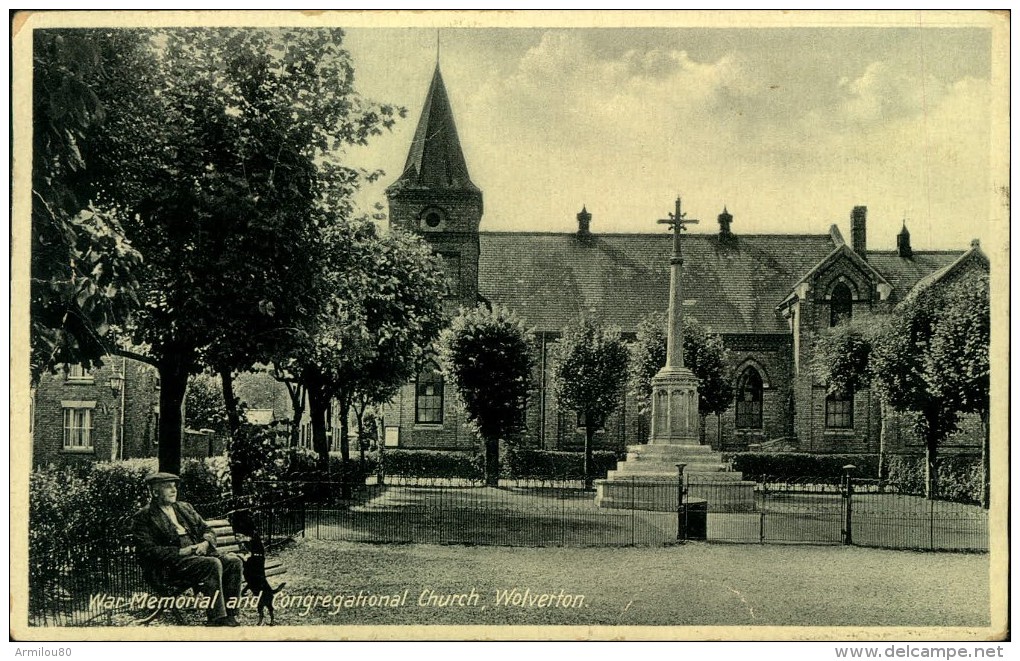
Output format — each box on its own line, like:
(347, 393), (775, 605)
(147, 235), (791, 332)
(735, 367), (763, 430)
(415, 364), (444, 424)
(825, 387), (853, 429)
(830, 282), (853, 327)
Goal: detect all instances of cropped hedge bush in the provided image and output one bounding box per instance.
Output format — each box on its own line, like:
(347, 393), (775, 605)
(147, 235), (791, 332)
(727, 453), (882, 482)
(502, 448), (618, 481)
(374, 449), (484, 481)
(885, 454), (982, 504)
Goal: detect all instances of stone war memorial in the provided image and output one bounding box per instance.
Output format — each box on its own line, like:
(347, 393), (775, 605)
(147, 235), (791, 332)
(595, 197), (756, 514)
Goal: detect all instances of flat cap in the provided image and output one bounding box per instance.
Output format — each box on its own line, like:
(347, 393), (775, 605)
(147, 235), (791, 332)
(144, 472), (181, 486)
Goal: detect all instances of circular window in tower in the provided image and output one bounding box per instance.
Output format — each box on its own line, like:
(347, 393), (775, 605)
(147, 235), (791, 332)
(421, 207), (445, 230)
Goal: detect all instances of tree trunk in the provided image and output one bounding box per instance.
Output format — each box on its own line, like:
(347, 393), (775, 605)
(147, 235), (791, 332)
(355, 401), (367, 466)
(484, 436), (499, 487)
(306, 376), (331, 472)
(584, 422), (595, 491)
(157, 353), (192, 476)
(337, 393), (352, 463)
(923, 408), (940, 500)
(337, 393), (353, 499)
(878, 401), (888, 480)
(219, 367), (242, 437)
(285, 381), (305, 449)
(980, 408), (990, 510)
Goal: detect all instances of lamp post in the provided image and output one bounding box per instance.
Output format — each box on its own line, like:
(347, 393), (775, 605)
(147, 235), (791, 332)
(109, 368), (126, 461)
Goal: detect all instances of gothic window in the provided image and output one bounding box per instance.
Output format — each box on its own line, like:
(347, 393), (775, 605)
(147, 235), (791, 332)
(830, 282), (853, 327)
(825, 388), (854, 429)
(415, 364), (444, 424)
(735, 367), (764, 430)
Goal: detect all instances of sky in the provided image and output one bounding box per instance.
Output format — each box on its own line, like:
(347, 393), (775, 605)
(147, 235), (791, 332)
(338, 16), (1007, 256)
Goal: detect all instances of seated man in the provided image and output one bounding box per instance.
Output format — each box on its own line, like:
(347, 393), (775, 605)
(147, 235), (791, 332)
(132, 472), (243, 627)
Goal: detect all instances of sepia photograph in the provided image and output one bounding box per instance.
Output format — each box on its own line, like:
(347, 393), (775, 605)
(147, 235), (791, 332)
(9, 9), (1010, 646)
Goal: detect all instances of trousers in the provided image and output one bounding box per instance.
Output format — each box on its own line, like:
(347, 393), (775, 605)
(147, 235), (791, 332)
(172, 553), (243, 621)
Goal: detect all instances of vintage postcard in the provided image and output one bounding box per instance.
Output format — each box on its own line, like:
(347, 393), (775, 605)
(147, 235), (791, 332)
(9, 9), (1010, 646)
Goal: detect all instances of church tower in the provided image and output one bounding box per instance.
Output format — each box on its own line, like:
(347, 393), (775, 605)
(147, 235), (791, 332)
(386, 64), (483, 312)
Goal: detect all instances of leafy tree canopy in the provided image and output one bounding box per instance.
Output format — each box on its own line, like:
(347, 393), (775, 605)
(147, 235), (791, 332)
(629, 312), (733, 417)
(553, 317), (630, 433)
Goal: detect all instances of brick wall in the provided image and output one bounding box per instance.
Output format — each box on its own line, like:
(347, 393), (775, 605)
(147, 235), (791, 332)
(715, 333), (793, 451)
(387, 189), (483, 312)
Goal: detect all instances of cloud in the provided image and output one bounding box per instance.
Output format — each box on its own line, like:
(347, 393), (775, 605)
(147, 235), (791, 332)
(837, 61), (947, 125)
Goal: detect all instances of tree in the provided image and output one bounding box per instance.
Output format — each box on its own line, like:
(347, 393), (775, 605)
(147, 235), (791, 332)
(812, 272), (990, 499)
(629, 313), (733, 442)
(926, 274), (990, 507)
(184, 373), (228, 435)
(71, 28), (398, 475)
(439, 305), (536, 487)
(279, 219), (447, 474)
(30, 30), (145, 382)
(552, 317), (630, 490)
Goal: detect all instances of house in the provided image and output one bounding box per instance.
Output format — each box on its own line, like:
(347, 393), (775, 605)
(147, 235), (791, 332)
(378, 63), (988, 456)
(31, 357), (161, 468)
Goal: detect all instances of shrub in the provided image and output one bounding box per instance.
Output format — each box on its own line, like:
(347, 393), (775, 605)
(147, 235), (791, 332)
(727, 452), (882, 482)
(885, 454), (982, 504)
(502, 448), (618, 482)
(374, 449), (484, 481)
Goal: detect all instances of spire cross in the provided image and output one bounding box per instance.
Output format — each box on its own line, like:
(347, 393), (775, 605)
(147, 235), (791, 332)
(656, 195), (699, 370)
(657, 196), (699, 262)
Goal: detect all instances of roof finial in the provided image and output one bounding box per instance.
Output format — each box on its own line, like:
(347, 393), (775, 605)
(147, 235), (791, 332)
(436, 29), (441, 66)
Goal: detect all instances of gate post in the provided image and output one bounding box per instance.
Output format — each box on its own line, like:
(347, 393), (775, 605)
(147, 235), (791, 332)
(676, 463), (687, 544)
(841, 464), (856, 546)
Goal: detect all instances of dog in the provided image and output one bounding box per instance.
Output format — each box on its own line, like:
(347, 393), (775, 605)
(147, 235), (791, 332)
(230, 510), (287, 625)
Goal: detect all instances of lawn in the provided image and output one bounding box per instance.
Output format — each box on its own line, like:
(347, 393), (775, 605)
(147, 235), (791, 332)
(235, 537), (990, 628)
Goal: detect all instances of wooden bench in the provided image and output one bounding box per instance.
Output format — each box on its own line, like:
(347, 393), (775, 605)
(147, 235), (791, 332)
(135, 518), (287, 625)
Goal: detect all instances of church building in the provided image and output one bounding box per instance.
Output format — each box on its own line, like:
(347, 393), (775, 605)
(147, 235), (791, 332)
(380, 64), (988, 458)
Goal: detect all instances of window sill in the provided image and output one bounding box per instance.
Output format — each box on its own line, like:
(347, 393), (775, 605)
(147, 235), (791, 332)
(413, 423), (445, 430)
(65, 378), (95, 385)
(61, 447), (95, 454)
(823, 429), (855, 436)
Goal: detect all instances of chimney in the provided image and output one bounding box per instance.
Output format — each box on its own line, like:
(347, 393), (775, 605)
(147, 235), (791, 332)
(718, 206), (733, 239)
(850, 206), (867, 259)
(971, 238), (981, 249)
(897, 222), (912, 258)
(577, 206), (591, 236)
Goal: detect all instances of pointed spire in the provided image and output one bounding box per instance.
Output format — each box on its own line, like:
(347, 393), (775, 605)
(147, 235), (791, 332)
(387, 64), (479, 195)
(897, 218), (913, 258)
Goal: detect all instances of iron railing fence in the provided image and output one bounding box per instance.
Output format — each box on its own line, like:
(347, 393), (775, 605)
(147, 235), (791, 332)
(698, 475), (988, 551)
(28, 487), (302, 627)
(306, 477), (680, 548)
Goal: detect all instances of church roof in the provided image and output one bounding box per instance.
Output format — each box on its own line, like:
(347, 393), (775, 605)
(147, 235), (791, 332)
(386, 65), (480, 195)
(478, 232), (838, 335)
(865, 251), (965, 302)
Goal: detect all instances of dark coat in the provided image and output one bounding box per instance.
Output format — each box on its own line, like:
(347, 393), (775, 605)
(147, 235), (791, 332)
(132, 500), (218, 589)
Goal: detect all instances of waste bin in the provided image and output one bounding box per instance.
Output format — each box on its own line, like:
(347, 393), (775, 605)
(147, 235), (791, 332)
(680, 498), (708, 540)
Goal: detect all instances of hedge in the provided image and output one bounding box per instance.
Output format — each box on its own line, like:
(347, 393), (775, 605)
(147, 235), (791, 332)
(373, 449), (484, 481)
(726, 453), (882, 482)
(502, 448), (618, 481)
(885, 454), (982, 504)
